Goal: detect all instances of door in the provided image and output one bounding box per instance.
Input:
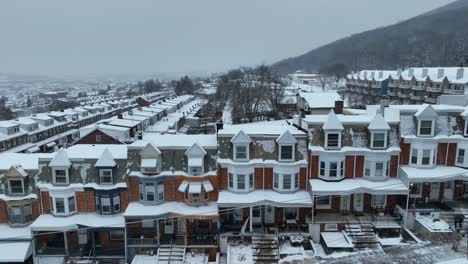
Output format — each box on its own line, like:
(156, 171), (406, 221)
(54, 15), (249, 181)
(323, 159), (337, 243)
(165, 220), (174, 234)
(340, 195), (350, 212)
(252, 206), (262, 224)
(353, 193), (364, 212)
(444, 181), (454, 200)
(265, 206), (275, 224)
(178, 218), (186, 234)
(430, 183), (440, 201)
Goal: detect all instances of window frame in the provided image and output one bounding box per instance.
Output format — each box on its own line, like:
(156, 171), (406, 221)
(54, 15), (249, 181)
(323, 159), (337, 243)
(418, 120), (434, 137)
(228, 172), (254, 192)
(316, 195), (332, 209)
(52, 168), (69, 185)
(51, 193), (77, 216)
(8, 179), (25, 195)
(325, 132), (341, 149)
(233, 144), (249, 161)
(99, 169), (113, 184)
(273, 173), (299, 192)
(410, 147), (435, 167)
(279, 144), (295, 161)
(318, 160), (345, 180)
(371, 132), (387, 149)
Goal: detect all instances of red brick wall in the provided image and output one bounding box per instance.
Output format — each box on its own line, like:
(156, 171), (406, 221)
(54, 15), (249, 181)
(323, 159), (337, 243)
(390, 155), (399, 177)
(254, 168), (263, 190)
(355, 155), (364, 177)
(345, 156), (355, 178)
(299, 167), (307, 189)
(400, 139), (410, 165)
(41, 191), (51, 213)
(437, 143), (448, 165)
(219, 166), (228, 190)
(454, 180), (464, 200)
(0, 201), (7, 223)
(311, 156), (319, 178)
(32, 200), (41, 219)
(76, 192), (86, 212)
(84, 191), (96, 212)
(75, 130), (123, 145)
(128, 177), (140, 202)
(264, 168), (273, 189)
(447, 143), (457, 166)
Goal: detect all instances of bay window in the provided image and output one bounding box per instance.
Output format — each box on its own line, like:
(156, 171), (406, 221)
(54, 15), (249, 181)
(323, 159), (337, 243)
(410, 146), (435, 166)
(319, 159), (344, 180)
(96, 192), (122, 214)
(273, 172), (299, 191)
(364, 156), (390, 178)
(228, 172), (254, 192)
(51, 193), (76, 215)
(139, 181), (164, 202)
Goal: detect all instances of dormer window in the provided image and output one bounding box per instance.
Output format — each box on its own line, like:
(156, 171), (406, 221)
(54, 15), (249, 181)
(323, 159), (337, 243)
(8, 179), (25, 195)
(279, 145), (294, 161)
(185, 142), (207, 176)
(418, 120), (434, 136)
(53, 169), (69, 185)
(371, 132), (387, 149)
(234, 145), (248, 161)
(99, 169), (113, 184)
(325, 132), (341, 149)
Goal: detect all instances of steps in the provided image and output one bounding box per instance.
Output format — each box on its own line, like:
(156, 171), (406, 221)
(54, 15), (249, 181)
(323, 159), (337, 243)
(157, 244), (186, 264)
(345, 222), (380, 248)
(252, 236), (279, 264)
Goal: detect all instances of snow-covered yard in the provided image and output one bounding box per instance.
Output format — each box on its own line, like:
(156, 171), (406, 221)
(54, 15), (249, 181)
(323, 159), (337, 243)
(222, 101), (232, 125)
(228, 243), (254, 264)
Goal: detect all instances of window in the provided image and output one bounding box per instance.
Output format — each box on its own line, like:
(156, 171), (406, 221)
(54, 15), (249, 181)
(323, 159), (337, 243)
(192, 193), (200, 203)
(319, 162), (325, 176)
(54, 169), (68, 184)
(109, 230), (124, 240)
(101, 197), (111, 213)
(274, 173), (279, 189)
(457, 148), (466, 166)
(283, 174), (291, 189)
(294, 173), (299, 189)
(324, 224), (338, 231)
(326, 133), (340, 149)
(229, 173), (234, 189)
(68, 196), (76, 213)
(375, 162), (383, 177)
(249, 174), (254, 189)
(96, 135), (102, 142)
(273, 172), (299, 191)
(365, 162), (371, 176)
(411, 148), (418, 164)
(190, 166), (203, 175)
(204, 190), (209, 200)
(372, 133), (386, 148)
(285, 208), (298, 220)
(418, 120), (434, 136)
(113, 195), (121, 212)
(410, 147), (435, 166)
(9, 207), (22, 224)
(386, 160), (390, 176)
(234, 145), (248, 160)
(410, 183), (422, 196)
(9, 179), (24, 194)
(184, 189), (189, 200)
(329, 162), (338, 177)
(280, 145), (294, 161)
(316, 196), (331, 209)
(422, 149), (431, 165)
(228, 173), (254, 191)
(100, 169), (113, 184)
(237, 174), (246, 189)
(371, 195), (386, 208)
(157, 183), (164, 201)
(145, 184), (155, 201)
(318, 160), (345, 179)
(364, 160), (389, 178)
(55, 198), (65, 213)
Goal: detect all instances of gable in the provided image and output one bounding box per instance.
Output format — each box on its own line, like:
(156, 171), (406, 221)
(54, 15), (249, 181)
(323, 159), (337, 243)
(76, 130), (123, 145)
(276, 130), (297, 144)
(6, 165), (28, 178)
(414, 104), (438, 120)
(230, 130), (252, 144)
(185, 142), (207, 157)
(141, 143), (161, 157)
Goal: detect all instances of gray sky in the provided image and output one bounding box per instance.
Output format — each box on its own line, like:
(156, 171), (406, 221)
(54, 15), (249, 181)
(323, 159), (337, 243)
(0, 0), (454, 77)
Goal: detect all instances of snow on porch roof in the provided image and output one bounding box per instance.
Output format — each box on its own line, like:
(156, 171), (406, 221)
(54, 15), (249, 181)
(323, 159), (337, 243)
(309, 178), (408, 196)
(30, 213), (125, 231)
(0, 241), (32, 262)
(400, 166), (468, 184)
(123, 201), (218, 218)
(217, 190), (312, 208)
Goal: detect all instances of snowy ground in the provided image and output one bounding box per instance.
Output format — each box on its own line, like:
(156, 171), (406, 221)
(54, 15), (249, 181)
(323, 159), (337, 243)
(222, 100), (232, 125)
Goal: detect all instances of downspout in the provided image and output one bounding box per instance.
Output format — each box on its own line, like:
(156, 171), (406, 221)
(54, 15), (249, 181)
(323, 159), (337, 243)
(39, 189), (44, 215)
(353, 155), (357, 178)
(445, 143), (449, 166)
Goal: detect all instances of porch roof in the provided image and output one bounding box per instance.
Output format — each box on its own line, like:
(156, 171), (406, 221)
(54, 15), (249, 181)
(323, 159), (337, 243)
(30, 213), (125, 231)
(123, 201), (219, 218)
(0, 241), (32, 262)
(217, 190), (313, 208)
(309, 178), (408, 196)
(400, 166), (468, 184)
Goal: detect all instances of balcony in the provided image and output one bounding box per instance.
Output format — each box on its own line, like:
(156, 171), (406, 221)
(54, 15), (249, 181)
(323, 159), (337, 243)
(411, 85), (426, 91)
(426, 86), (442, 93)
(371, 84), (381, 89)
(443, 88), (464, 95)
(387, 90), (396, 96)
(399, 84), (411, 89)
(363, 83), (371, 87)
(410, 94), (424, 101)
(388, 82), (399, 88)
(425, 97), (437, 104)
(398, 92), (409, 98)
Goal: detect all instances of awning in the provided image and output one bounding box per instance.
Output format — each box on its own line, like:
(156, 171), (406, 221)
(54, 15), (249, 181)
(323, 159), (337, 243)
(217, 190), (313, 208)
(178, 181), (189, 192)
(309, 178), (408, 196)
(141, 158), (157, 168)
(188, 182), (202, 194)
(187, 157), (203, 167)
(202, 181), (214, 192)
(26, 146), (40, 153)
(400, 166), (468, 184)
(46, 142), (57, 148)
(0, 241), (32, 262)
(31, 213), (124, 231)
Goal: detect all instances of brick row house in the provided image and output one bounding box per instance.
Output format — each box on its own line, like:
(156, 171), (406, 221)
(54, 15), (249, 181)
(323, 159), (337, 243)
(216, 122), (312, 235)
(295, 108), (408, 243)
(125, 134), (219, 259)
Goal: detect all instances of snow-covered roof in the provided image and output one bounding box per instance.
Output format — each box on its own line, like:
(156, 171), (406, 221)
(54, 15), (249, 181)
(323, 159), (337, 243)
(79, 124), (130, 141)
(400, 166), (468, 184)
(95, 148), (117, 167)
(230, 130), (252, 144)
(218, 120), (306, 136)
(217, 190), (312, 208)
(321, 232), (353, 249)
(299, 92), (344, 109)
(133, 134), (217, 149)
(6, 164), (29, 177)
(414, 104), (438, 119)
(322, 110), (344, 130)
(30, 213), (125, 231)
(309, 178), (408, 195)
(49, 148), (71, 167)
(368, 114), (391, 130)
(123, 201), (218, 218)
(59, 144), (127, 160)
(0, 242), (32, 262)
(185, 142), (207, 158)
(276, 130), (298, 144)
(0, 153), (43, 170)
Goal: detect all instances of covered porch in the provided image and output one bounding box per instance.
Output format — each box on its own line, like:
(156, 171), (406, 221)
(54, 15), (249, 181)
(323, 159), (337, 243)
(217, 190), (313, 234)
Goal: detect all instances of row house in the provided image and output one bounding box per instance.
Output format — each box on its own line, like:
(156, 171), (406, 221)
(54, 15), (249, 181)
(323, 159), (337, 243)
(295, 109), (407, 242)
(216, 122), (312, 235)
(31, 144), (130, 262)
(347, 67), (468, 106)
(391, 104), (468, 228)
(0, 153), (42, 263)
(0, 121), (30, 152)
(344, 70), (397, 107)
(125, 134), (219, 259)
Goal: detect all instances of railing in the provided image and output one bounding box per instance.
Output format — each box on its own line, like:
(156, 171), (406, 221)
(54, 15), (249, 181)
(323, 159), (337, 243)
(388, 82), (399, 88)
(387, 90), (396, 96)
(410, 94), (424, 101)
(397, 92), (409, 98)
(128, 237), (158, 246)
(426, 86), (442, 92)
(443, 88), (464, 95)
(425, 97), (437, 103)
(411, 85), (426, 91)
(399, 84), (411, 89)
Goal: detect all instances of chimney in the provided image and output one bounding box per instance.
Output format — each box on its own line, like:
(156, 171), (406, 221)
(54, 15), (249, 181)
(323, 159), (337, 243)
(408, 69), (414, 77)
(334, 101), (344, 115)
(437, 68), (445, 79)
(422, 68), (428, 78)
(457, 68), (464, 79)
(380, 96), (390, 116)
(397, 68), (402, 77)
(216, 121), (224, 133)
(118, 114), (123, 119)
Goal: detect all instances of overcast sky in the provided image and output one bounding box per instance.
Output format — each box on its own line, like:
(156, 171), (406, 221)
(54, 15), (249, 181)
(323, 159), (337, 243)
(0, 0), (454, 77)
